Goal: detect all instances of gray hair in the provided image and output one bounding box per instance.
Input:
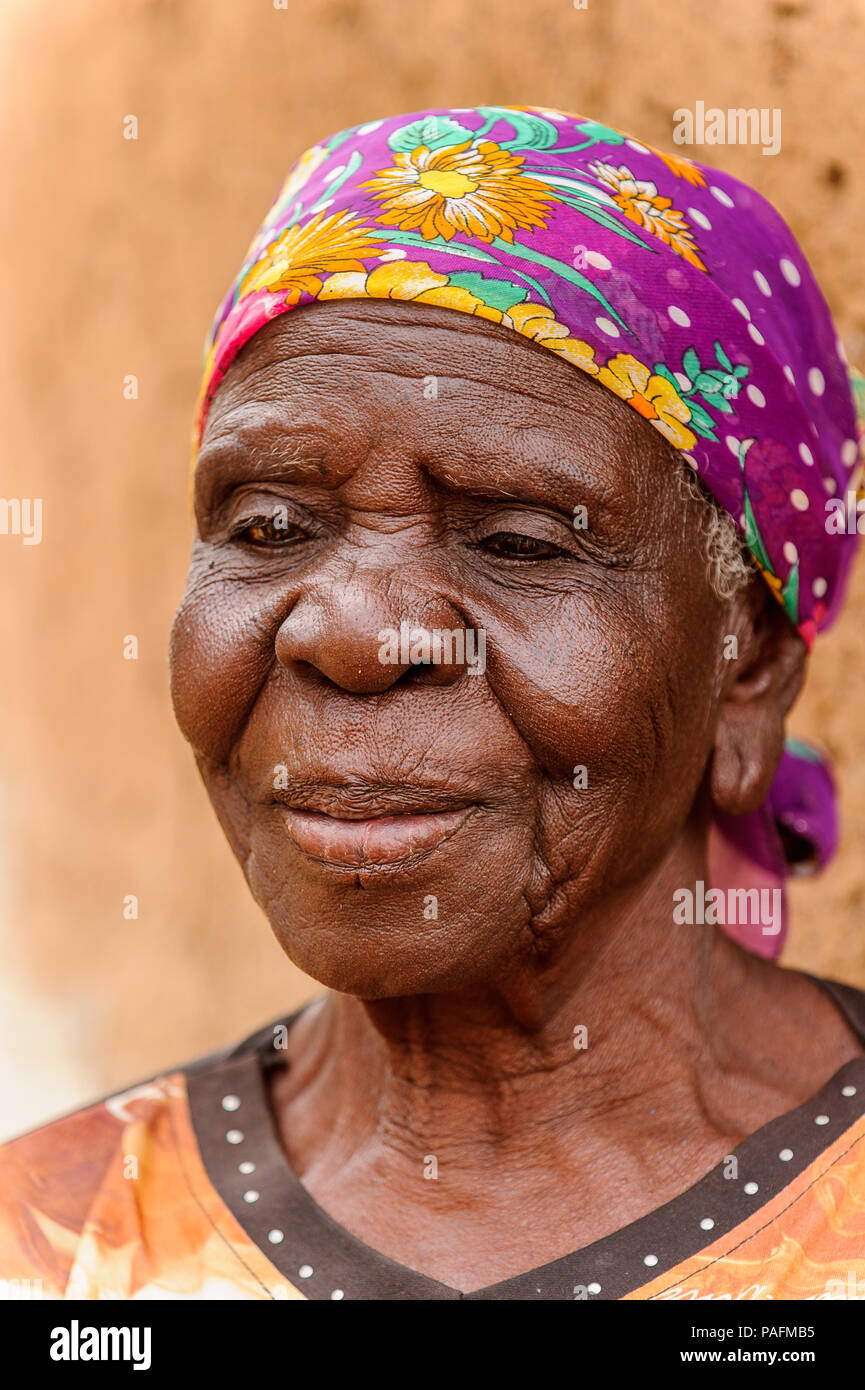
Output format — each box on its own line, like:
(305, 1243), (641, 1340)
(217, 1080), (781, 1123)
(676, 456), (756, 603)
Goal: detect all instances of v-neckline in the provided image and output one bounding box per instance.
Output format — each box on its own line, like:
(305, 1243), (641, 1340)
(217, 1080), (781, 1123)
(185, 972), (865, 1300)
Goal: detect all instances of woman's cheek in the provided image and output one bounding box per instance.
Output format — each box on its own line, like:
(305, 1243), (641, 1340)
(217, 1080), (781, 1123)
(169, 571), (277, 764)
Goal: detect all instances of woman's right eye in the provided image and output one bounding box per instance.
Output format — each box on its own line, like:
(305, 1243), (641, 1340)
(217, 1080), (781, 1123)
(229, 515), (307, 548)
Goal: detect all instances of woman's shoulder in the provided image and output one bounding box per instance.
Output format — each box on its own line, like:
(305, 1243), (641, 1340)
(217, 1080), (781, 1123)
(0, 1020), (291, 1301)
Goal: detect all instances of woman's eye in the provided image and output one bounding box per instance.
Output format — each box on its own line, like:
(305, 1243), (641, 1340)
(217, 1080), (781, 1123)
(479, 530), (567, 559)
(231, 516), (306, 548)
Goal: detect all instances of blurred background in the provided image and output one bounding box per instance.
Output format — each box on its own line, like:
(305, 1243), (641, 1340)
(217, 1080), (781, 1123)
(1, 0), (864, 1141)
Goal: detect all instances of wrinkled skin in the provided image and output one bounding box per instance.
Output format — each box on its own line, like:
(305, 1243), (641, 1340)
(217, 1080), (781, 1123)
(170, 300), (863, 1291)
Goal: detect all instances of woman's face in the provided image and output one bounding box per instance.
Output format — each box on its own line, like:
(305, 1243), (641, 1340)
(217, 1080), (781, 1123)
(171, 299), (731, 998)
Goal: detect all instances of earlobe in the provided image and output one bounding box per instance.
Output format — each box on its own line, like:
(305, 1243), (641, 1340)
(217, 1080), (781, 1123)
(708, 588), (807, 818)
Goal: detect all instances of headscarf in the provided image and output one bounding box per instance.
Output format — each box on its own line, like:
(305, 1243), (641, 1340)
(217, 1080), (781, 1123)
(192, 105), (865, 958)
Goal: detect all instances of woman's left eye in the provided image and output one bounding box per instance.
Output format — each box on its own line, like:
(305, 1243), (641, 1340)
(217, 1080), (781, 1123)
(479, 531), (568, 560)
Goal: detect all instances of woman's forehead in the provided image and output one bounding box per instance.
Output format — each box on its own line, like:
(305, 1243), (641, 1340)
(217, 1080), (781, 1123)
(196, 303), (667, 528)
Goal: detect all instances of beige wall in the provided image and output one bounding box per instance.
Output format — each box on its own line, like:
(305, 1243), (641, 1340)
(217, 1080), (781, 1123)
(1, 0), (864, 1139)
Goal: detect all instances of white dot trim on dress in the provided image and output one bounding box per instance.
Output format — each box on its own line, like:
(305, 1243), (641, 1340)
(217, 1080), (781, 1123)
(221, 1095), (241, 1112)
(799, 443), (814, 466)
(331, 1289), (345, 1300)
(668, 305), (690, 327)
(298, 1265), (314, 1279)
(710, 186), (734, 207)
(815, 1114), (830, 1126)
(643, 1254), (659, 1267)
(688, 208), (712, 230)
(226, 1129), (244, 1145)
(238, 1161), (255, 1175)
(780, 258), (801, 287)
(243, 1190), (260, 1203)
(842, 1085), (857, 1097)
(596, 316), (620, 338)
(587, 1281), (602, 1295)
(744, 1181), (759, 1195)
(779, 1148), (794, 1162)
(268, 1229), (285, 1245)
(747, 322), (765, 346)
(700, 1218), (715, 1231)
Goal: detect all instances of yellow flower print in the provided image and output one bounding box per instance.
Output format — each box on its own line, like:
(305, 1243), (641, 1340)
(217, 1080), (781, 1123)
(359, 139), (557, 244)
(319, 259), (505, 322)
(597, 352), (697, 449)
(238, 211), (383, 303)
(588, 161), (708, 272)
(505, 303), (599, 373)
(648, 145), (707, 186)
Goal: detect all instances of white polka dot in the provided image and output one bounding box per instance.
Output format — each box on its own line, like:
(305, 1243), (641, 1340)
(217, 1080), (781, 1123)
(586, 251), (611, 270)
(378, 248), (406, 261)
(790, 488), (810, 511)
(812, 577), (828, 598)
(842, 1085), (857, 1097)
(226, 1129), (244, 1144)
(675, 371), (692, 391)
(331, 1289), (345, 1300)
(238, 1161), (255, 1175)
(221, 1094), (240, 1112)
(668, 305), (691, 327)
(298, 1264), (314, 1279)
(710, 185), (735, 207)
(643, 1254), (659, 1267)
(779, 1148), (794, 1161)
(783, 365), (796, 386)
(700, 1218), (715, 1231)
(357, 120), (383, 135)
(808, 367), (826, 396)
(595, 316), (620, 338)
(753, 270), (772, 297)
(744, 1181), (759, 1195)
(268, 1229), (284, 1244)
(780, 257), (801, 287)
(783, 541), (798, 564)
(748, 322), (765, 346)
(746, 385), (766, 407)
(824, 477), (837, 494)
(587, 1281), (602, 1294)
(842, 439), (859, 466)
(725, 435), (741, 456)
(322, 164), (345, 184)
(243, 1189), (260, 1203)
(732, 297), (751, 320)
(815, 1113), (830, 1126)
(626, 139), (650, 153)
(798, 443), (814, 466)
(688, 208), (712, 230)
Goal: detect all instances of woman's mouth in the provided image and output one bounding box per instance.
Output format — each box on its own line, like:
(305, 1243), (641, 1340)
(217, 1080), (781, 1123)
(280, 805), (475, 867)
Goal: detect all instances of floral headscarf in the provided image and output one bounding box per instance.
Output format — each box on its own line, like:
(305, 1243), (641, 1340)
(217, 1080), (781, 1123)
(192, 105), (865, 957)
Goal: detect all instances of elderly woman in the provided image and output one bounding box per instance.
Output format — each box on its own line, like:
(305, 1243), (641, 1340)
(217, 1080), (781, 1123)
(2, 105), (865, 1303)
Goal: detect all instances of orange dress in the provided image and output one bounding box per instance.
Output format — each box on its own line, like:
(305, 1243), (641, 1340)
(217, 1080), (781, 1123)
(1, 975), (864, 1301)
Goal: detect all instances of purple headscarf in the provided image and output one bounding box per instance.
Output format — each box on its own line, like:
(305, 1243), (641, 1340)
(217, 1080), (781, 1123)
(192, 105), (865, 956)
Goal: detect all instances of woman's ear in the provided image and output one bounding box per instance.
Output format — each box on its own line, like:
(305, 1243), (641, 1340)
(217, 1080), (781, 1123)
(709, 576), (808, 818)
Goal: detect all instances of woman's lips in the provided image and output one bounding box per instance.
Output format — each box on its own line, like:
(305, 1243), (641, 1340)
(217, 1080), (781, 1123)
(281, 805), (474, 867)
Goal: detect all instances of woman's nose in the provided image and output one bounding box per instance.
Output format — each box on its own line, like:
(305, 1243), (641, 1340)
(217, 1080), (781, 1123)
(276, 581), (481, 695)
(274, 583), (478, 693)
